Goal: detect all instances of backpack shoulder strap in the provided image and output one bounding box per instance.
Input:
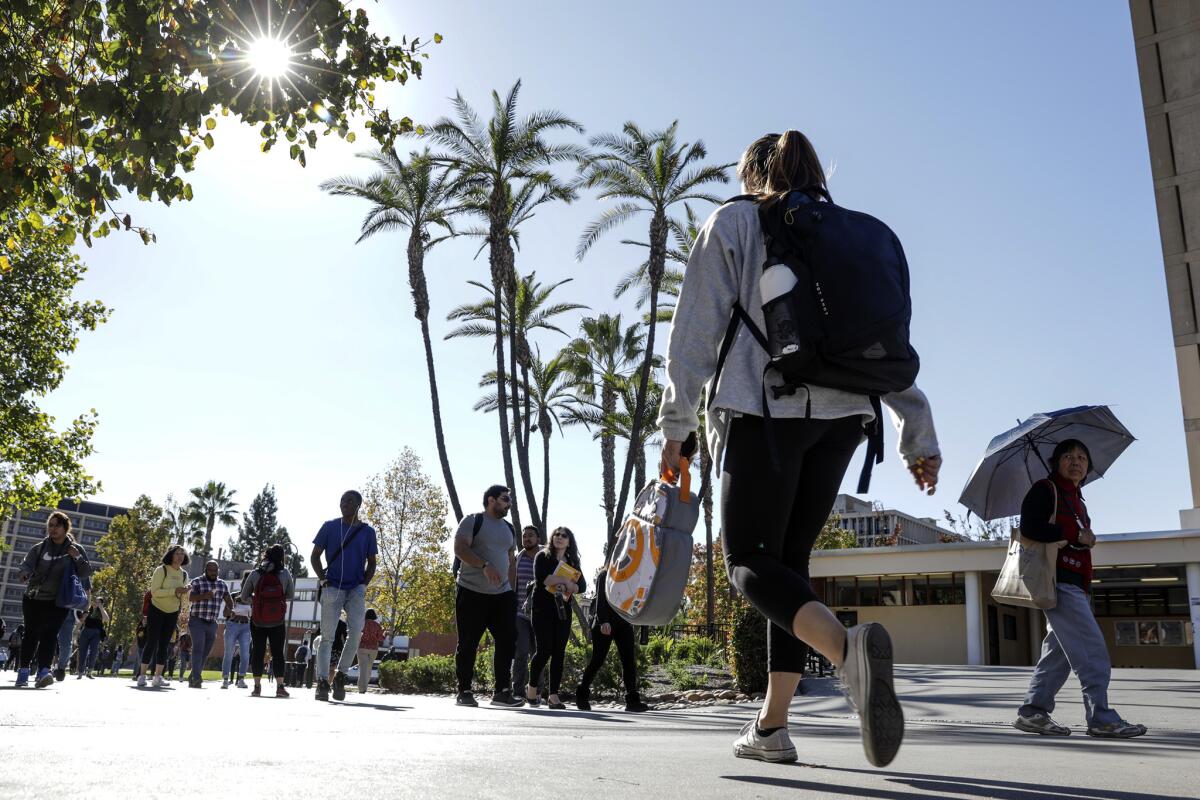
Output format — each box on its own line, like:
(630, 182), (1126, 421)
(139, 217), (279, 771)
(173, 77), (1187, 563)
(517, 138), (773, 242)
(472, 513), (484, 539)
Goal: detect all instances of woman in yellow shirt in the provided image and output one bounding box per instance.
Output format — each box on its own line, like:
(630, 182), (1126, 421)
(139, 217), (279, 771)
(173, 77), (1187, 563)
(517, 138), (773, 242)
(139, 546), (189, 688)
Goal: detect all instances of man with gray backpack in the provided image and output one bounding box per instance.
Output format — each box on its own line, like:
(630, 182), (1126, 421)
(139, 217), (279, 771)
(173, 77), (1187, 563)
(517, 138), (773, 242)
(658, 130), (942, 768)
(451, 485), (523, 708)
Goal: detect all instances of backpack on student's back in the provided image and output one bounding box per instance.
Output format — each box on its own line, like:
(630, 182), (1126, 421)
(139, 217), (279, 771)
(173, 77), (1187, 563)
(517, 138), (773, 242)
(251, 571), (287, 626)
(713, 191), (920, 491)
(606, 453), (699, 626)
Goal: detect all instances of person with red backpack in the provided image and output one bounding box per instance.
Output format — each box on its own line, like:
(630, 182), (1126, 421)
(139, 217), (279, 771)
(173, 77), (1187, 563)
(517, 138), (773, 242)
(238, 545), (294, 698)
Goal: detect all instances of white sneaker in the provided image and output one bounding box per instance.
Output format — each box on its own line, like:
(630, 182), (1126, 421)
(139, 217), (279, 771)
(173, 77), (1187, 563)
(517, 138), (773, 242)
(236, 678), (248, 689)
(137, 674), (147, 688)
(221, 680), (230, 689)
(152, 675), (167, 689)
(733, 720), (798, 763)
(841, 623), (904, 768)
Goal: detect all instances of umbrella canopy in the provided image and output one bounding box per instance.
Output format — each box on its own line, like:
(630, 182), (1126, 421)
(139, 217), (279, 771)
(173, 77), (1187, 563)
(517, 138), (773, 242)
(959, 405), (1135, 521)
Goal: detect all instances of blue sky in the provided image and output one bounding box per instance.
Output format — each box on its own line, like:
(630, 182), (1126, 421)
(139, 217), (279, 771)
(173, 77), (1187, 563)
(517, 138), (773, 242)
(44, 1), (1186, 570)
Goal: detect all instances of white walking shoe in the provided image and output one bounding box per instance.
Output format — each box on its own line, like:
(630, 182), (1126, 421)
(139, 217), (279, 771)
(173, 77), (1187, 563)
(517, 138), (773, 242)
(733, 720), (798, 763)
(221, 680), (230, 689)
(152, 675), (167, 689)
(137, 674), (147, 688)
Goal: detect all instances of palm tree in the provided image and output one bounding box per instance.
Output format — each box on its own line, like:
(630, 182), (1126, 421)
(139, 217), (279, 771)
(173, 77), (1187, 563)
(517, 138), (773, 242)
(320, 149), (467, 524)
(614, 203), (702, 323)
(559, 314), (644, 541)
(570, 372), (664, 494)
(185, 480), (238, 559)
(164, 496), (204, 552)
(425, 80), (584, 531)
(473, 350), (578, 533)
(576, 121), (731, 539)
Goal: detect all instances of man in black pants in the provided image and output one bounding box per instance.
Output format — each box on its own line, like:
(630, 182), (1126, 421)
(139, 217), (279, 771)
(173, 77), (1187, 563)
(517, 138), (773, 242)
(452, 485), (523, 707)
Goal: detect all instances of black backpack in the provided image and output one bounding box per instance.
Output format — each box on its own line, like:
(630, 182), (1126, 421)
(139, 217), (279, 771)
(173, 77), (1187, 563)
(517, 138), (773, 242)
(713, 191), (920, 492)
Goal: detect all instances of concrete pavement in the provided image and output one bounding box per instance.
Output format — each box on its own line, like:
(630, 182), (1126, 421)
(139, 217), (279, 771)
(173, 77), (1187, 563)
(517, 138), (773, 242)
(1, 666), (1197, 799)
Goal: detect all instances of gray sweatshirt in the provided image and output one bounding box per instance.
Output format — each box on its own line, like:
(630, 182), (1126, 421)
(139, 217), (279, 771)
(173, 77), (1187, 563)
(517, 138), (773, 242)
(19, 536), (91, 602)
(238, 568), (295, 627)
(657, 198), (940, 470)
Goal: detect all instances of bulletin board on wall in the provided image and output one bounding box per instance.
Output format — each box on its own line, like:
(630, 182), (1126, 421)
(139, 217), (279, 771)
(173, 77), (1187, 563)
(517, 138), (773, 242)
(1113, 620), (1193, 647)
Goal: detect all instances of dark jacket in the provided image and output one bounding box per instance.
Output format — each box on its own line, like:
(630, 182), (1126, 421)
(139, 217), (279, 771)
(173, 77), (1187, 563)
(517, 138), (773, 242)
(1019, 476), (1093, 590)
(532, 551), (586, 617)
(19, 536), (91, 602)
(590, 575), (631, 633)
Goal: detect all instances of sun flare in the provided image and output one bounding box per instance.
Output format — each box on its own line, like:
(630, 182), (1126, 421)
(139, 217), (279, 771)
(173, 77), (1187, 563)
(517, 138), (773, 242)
(246, 37), (292, 79)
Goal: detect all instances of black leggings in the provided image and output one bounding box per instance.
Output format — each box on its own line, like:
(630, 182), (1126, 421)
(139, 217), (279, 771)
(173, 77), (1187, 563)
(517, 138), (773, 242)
(722, 414), (863, 674)
(454, 587), (516, 693)
(529, 599), (571, 695)
(579, 619), (638, 698)
(251, 624), (286, 679)
(142, 605), (179, 670)
(20, 597), (68, 671)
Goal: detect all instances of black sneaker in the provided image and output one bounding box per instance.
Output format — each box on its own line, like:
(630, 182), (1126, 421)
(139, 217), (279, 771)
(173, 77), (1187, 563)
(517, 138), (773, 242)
(53, 668), (66, 682)
(625, 694), (649, 713)
(490, 690), (524, 707)
(315, 679), (330, 702)
(456, 691), (478, 707)
(841, 623), (904, 768)
(332, 672), (347, 701)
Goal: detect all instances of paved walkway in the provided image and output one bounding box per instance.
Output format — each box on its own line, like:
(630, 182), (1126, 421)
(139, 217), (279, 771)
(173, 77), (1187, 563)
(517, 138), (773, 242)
(1, 666), (1196, 799)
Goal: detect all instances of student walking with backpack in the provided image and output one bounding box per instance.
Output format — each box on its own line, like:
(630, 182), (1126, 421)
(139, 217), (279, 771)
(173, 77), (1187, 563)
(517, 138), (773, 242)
(576, 564), (646, 712)
(76, 598), (109, 679)
(240, 544), (295, 698)
(310, 490), (377, 703)
(186, 560), (232, 688)
(511, 526), (541, 704)
(139, 546), (190, 688)
(14, 511), (92, 688)
(452, 485), (524, 708)
(658, 131), (942, 768)
(354, 609), (385, 694)
(526, 527), (585, 710)
(221, 591), (252, 689)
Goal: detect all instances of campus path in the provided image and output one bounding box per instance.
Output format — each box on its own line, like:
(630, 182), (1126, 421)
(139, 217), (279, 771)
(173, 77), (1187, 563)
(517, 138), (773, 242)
(1, 666), (1196, 799)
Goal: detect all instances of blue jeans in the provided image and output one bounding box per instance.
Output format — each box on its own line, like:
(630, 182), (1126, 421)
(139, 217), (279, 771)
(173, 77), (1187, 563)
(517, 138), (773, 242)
(317, 584), (365, 680)
(188, 617), (218, 680)
(1021, 584), (1122, 726)
(222, 620), (251, 680)
(56, 615), (75, 671)
(78, 628), (102, 673)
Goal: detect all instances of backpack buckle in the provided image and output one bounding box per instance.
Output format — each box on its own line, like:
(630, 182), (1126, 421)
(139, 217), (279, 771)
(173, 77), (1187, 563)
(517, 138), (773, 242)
(770, 383), (798, 400)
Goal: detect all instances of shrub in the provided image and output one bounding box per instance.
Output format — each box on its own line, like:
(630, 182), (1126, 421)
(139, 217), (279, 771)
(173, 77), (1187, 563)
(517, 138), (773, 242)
(568, 639), (651, 697)
(666, 660), (707, 691)
(645, 634), (674, 665)
(379, 655), (456, 694)
(729, 603), (768, 694)
(472, 647), (494, 692)
(672, 636), (720, 666)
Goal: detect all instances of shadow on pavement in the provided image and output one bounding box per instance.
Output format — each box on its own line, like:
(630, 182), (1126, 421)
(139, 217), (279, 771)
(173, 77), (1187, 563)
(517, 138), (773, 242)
(723, 771), (1200, 800)
(328, 701), (407, 711)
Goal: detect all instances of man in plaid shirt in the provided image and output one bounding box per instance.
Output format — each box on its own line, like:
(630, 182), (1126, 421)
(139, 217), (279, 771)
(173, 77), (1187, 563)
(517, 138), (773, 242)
(187, 560), (232, 688)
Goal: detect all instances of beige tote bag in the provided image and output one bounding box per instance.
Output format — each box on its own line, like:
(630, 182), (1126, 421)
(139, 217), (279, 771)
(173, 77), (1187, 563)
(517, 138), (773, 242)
(991, 481), (1066, 610)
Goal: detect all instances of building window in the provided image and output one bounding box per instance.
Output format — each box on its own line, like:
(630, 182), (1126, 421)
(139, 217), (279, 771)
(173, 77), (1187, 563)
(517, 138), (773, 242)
(83, 518), (110, 532)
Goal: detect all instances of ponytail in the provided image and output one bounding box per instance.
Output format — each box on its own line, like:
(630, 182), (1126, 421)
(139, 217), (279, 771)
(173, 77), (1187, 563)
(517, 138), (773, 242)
(737, 129), (830, 207)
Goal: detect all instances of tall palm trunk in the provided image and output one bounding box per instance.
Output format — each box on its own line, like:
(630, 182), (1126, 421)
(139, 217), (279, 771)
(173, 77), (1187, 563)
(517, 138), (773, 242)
(540, 408), (552, 537)
(507, 284), (542, 532)
(204, 516), (215, 560)
(409, 233), (464, 522)
(488, 187), (521, 532)
(600, 384), (617, 537)
(634, 442), (646, 493)
(609, 209), (668, 544)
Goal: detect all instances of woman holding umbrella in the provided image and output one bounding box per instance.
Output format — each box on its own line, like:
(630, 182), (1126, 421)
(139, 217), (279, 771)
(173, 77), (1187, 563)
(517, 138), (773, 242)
(1013, 439), (1146, 739)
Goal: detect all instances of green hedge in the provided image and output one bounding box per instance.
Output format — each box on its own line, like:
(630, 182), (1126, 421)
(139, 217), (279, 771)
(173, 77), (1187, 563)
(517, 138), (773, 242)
(666, 660), (707, 691)
(729, 604), (768, 694)
(673, 636), (721, 667)
(380, 641), (649, 698)
(379, 655), (456, 694)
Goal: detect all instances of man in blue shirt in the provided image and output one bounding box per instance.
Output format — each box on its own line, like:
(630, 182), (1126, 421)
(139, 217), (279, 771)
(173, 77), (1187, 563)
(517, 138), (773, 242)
(310, 490), (377, 702)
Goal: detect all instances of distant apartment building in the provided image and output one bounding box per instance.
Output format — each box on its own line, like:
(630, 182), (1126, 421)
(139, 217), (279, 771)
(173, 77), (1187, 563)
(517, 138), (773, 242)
(830, 494), (957, 547)
(0, 500), (130, 634)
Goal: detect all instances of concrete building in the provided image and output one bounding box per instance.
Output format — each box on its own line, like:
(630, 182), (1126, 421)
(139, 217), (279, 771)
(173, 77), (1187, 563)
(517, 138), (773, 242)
(0, 500), (129, 634)
(810, 528), (1200, 670)
(831, 494), (958, 547)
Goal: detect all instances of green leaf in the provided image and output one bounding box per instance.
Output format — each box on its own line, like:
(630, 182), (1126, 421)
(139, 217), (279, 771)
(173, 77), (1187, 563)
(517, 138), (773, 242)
(205, 118), (216, 130)
(203, 133), (214, 149)
(434, 33), (443, 43)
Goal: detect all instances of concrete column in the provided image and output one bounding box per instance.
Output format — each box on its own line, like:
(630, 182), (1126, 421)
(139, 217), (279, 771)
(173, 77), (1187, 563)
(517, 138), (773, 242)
(964, 571), (983, 666)
(1188, 563), (1200, 671)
